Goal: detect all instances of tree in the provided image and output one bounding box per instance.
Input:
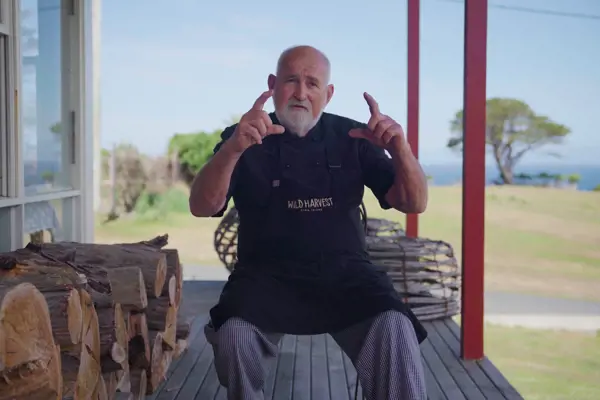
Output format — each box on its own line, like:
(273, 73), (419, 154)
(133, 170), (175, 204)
(168, 129), (223, 185)
(447, 98), (570, 184)
(112, 143), (148, 213)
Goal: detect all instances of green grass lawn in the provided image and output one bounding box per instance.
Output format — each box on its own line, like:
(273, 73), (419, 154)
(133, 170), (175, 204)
(95, 185), (600, 301)
(485, 323), (600, 400)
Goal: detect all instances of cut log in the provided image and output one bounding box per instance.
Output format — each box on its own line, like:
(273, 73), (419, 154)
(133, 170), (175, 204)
(94, 293), (126, 372)
(114, 304), (129, 363)
(106, 267), (148, 312)
(161, 249), (182, 307)
(0, 283), (62, 399)
(115, 368), (131, 393)
(73, 288), (102, 400)
(46, 288), (83, 347)
(0, 249), (86, 292)
(127, 312), (150, 369)
(176, 320), (190, 340)
(0, 236), (184, 399)
(146, 331), (173, 394)
(173, 339), (187, 359)
(34, 242), (168, 298)
(62, 290), (124, 375)
(94, 373), (109, 400)
(128, 368), (147, 400)
(103, 372), (118, 400)
(171, 317), (190, 360)
(113, 303), (130, 394)
(167, 275), (177, 309)
(0, 279), (82, 349)
(136, 234), (169, 249)
(146, 296), (177, 350)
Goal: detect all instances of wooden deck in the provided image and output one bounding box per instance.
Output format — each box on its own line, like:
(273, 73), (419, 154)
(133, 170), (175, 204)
(148, 281), (523, 400)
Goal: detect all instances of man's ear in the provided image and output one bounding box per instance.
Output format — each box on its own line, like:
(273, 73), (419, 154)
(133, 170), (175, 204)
(326, 84), (335, 104)
(267, 74), (276, 90)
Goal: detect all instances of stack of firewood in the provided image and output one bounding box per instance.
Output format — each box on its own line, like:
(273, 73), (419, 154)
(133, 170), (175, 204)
(0, 234), (189, 400)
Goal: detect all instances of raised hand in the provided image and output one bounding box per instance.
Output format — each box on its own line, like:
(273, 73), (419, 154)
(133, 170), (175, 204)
(348, 92), (405, 149)
(227, 90), (285, 154)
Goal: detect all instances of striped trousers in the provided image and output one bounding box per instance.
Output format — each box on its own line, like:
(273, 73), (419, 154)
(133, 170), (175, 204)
(204, 310), (427, 400)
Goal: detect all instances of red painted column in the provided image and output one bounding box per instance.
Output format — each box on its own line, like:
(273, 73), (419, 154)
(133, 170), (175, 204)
(461, 0), (488, 360)
(406, 0), (420, 238)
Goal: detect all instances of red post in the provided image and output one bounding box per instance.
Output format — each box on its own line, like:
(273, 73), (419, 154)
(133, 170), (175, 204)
(406, 0), (420, 238)
(461, 0), (488, 360)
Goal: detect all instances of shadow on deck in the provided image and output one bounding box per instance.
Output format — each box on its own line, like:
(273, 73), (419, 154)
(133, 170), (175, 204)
(148, 280), (523, 400)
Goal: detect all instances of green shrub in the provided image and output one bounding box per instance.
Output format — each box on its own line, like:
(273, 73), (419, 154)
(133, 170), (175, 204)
(134, 188), (189, 221)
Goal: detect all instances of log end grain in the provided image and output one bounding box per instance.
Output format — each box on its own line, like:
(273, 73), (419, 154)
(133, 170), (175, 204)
(153, 255), (167, 299)
(0, 283), (62, 399)
(67, 289), (83, 345)
(0, 282), (56, 369)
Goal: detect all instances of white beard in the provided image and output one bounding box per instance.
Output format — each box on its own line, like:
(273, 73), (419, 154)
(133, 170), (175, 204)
(275, 100), (323, 137)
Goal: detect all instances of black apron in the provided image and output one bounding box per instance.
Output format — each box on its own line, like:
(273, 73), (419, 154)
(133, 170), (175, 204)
(209, 123), (427, 343)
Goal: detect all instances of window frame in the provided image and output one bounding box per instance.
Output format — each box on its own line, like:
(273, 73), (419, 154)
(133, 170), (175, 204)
(0, 0), (89, 250)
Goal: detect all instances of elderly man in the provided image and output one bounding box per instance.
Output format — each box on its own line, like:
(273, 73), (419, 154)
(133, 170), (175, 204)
(189, 45), (429, 400)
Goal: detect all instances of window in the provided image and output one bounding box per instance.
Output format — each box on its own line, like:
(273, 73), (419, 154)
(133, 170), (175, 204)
(23, 197), (78, 244)
(20, 0), (75, 196)
(0, 0), (89, 251)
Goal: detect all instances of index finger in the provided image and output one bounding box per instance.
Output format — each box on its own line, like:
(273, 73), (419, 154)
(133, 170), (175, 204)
(252, 90), (274, 110)
(363, 92), (381, 116)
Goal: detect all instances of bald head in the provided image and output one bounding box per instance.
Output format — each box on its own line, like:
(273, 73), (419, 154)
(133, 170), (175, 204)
(268, 45), (335, 137)
(276, 45), (331, 84)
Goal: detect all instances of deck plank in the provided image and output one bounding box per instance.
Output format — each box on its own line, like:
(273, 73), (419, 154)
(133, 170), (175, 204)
(272, 334), (296, 399)
(422, 352), (448, 400)
(342, 352), (362, 399)
(292, 336), (312, 400)
(142, 280), (523, 400)
(193, 363), (220, 399)
(420, 333), (466, 400)
(175, 335), (214, 399)
(432, 320), (506, 400)
(326, 334), (351, 400)
(148, 316), (205, 399)
(264, 340), (283, 399)
(311, 335), (331, 399)
(442, 319), (523, 400)
(155, 317), (209, 400)
(426, 320), (486, 400)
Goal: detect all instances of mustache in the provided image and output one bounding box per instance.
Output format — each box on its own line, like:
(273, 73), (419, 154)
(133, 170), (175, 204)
(287, 100), (311, 110)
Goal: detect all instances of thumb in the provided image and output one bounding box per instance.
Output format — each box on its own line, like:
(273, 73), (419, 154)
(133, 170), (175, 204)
(268, 124), (285, 134)
(348, 128), (369, 139)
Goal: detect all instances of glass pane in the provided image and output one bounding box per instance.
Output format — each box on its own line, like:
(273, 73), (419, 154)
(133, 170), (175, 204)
(20, 0), (73, 196)
(0, 206), (19, 252)
(23, 197), (77, 244)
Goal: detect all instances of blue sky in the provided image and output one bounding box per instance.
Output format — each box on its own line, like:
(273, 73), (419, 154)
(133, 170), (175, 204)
(100, 0), (600, 166)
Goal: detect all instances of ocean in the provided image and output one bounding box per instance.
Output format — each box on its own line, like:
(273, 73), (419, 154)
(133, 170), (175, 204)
(26, 160), (600, 192)
(422, 164), (600, 191)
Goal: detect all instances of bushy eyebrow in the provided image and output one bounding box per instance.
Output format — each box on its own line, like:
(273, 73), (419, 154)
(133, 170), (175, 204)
(284, 74), (322, 85)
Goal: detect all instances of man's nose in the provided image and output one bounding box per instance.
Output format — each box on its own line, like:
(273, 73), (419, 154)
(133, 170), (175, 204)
(293, 84), (307, 100)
